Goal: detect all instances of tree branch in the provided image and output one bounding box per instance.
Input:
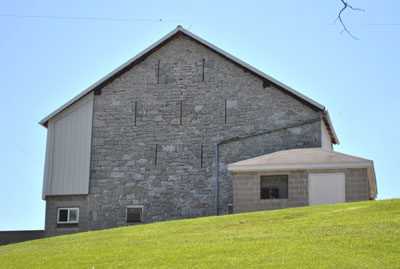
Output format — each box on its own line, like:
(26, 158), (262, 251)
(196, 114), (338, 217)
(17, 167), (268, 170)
(334, 0), (365, 40)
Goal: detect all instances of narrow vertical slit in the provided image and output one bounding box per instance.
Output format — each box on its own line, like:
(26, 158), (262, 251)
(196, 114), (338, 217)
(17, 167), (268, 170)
(155, 144), (158, 166)
(157, 60), (160, 84)
(224, 99), (227, 124)
(134, 101), (137, 127)
(180, 100), (183, 125)
(202, 58), (205, 82)
(200, 143), (203, 168)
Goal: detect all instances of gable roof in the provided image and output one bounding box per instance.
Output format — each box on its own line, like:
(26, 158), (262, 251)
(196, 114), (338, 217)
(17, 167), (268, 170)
(39, 26), (337, 143)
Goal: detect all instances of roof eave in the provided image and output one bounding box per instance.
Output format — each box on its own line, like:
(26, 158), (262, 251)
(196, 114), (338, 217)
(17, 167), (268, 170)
(323, 110), (340, 145)
(227, 161), (374, 172)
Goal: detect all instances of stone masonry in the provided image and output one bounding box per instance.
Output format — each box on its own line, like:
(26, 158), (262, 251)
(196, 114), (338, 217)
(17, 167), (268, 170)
(233, 168), (370, 213)
(86, 32), (324, 231)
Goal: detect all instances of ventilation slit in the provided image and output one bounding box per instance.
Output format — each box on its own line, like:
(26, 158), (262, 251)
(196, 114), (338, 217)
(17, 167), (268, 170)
(224, 99), (227, 124)
(155, 144), (158, 166)
(157, 60), (160, 84)
(200, 143), (204, 168)
(180, 100), (183, 125)
(202, 58), (205, 82)
(134, 101), (137, 127)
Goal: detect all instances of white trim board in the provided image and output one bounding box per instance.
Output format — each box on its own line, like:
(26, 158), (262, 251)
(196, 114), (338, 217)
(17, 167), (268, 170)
(227, 161), (374, 172)
(57, 207), (80, 224)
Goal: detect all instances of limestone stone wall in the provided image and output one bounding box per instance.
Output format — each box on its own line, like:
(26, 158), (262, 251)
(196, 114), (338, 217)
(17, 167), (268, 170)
(233, 168), (370, 213)
(87, 33), (323, 230)
(44, 195), (89, 237)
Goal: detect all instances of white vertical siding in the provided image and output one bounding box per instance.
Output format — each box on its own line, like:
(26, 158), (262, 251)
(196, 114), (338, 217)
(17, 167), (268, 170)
(308, 173), (345, 206)
(321, 120), (332, 150)
(42, 93), (93, 199)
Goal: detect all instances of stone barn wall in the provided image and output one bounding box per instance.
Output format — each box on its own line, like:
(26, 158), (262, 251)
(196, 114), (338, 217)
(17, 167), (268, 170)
(87, 33), (323, 230)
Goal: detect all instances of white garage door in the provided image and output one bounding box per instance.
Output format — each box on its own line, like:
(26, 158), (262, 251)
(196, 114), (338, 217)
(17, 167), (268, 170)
(308, 173), (345, 206)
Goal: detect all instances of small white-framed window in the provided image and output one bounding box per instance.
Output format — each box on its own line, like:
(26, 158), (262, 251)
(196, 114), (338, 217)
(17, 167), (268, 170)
(57, 208), (79, 224)
(126, 205), (143, 223)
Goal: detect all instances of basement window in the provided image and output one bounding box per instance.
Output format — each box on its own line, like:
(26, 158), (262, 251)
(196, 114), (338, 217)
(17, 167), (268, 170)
(227, 204), (233, 214)
(260, 175), (288, 199)
(57, 208), (79, 224)
(126, 206), (143, 223)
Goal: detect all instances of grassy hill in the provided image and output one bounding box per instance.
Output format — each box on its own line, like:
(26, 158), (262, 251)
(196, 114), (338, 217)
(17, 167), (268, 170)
(1, 199), (399, 268)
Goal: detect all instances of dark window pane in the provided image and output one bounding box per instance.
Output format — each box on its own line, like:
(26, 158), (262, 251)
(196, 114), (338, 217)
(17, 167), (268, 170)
(59, 209), (68, 222)
(260, 175), (288, 199)
(227, 205), (233, 214)
(261, 187), (270, 199)
(127, 208), (142, 223)
(270, 188), (279, 198)
(69, 209), (77, 222)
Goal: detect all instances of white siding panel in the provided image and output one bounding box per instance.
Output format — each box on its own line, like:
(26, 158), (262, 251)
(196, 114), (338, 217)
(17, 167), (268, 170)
(321, 120), (332, 150)
(308, 173), (345, 206)
(42, 93), (93, 198)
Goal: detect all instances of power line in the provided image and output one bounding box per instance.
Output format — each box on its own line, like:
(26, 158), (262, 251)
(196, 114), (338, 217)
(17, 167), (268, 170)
(0, 160), (41, 193)
(0, 14), (177, 22)
(0, 130), (42, 193)
(0, 129), (41, 164)
(0, 14), (399, 26)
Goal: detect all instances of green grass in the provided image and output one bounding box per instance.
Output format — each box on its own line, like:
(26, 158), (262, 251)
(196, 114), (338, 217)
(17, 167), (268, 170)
(1, 199), (400, 268)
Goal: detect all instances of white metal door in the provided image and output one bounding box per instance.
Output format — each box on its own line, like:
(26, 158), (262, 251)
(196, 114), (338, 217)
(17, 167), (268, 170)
(308, 173), (345, 206)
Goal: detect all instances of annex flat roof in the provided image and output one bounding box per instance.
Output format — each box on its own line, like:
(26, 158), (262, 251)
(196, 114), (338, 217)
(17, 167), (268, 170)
(39, 26), (338, 143)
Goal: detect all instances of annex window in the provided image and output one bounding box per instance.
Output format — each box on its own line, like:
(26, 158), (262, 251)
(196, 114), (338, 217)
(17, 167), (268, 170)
(126, 206), (143, 223)
(57, 208), (79, 224)
(260, 175), (288, 199)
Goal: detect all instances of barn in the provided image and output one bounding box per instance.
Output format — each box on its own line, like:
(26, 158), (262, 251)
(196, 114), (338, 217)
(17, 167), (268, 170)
(39, 26), (376, 237)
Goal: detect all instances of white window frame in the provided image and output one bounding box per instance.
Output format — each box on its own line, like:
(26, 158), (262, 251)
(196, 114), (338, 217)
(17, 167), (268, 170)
(57, 207), (79, 224)
(126, 205), (143, 223)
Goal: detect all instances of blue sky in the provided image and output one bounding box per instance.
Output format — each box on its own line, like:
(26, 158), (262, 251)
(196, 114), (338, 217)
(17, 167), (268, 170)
(0, 0), (399, 230)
